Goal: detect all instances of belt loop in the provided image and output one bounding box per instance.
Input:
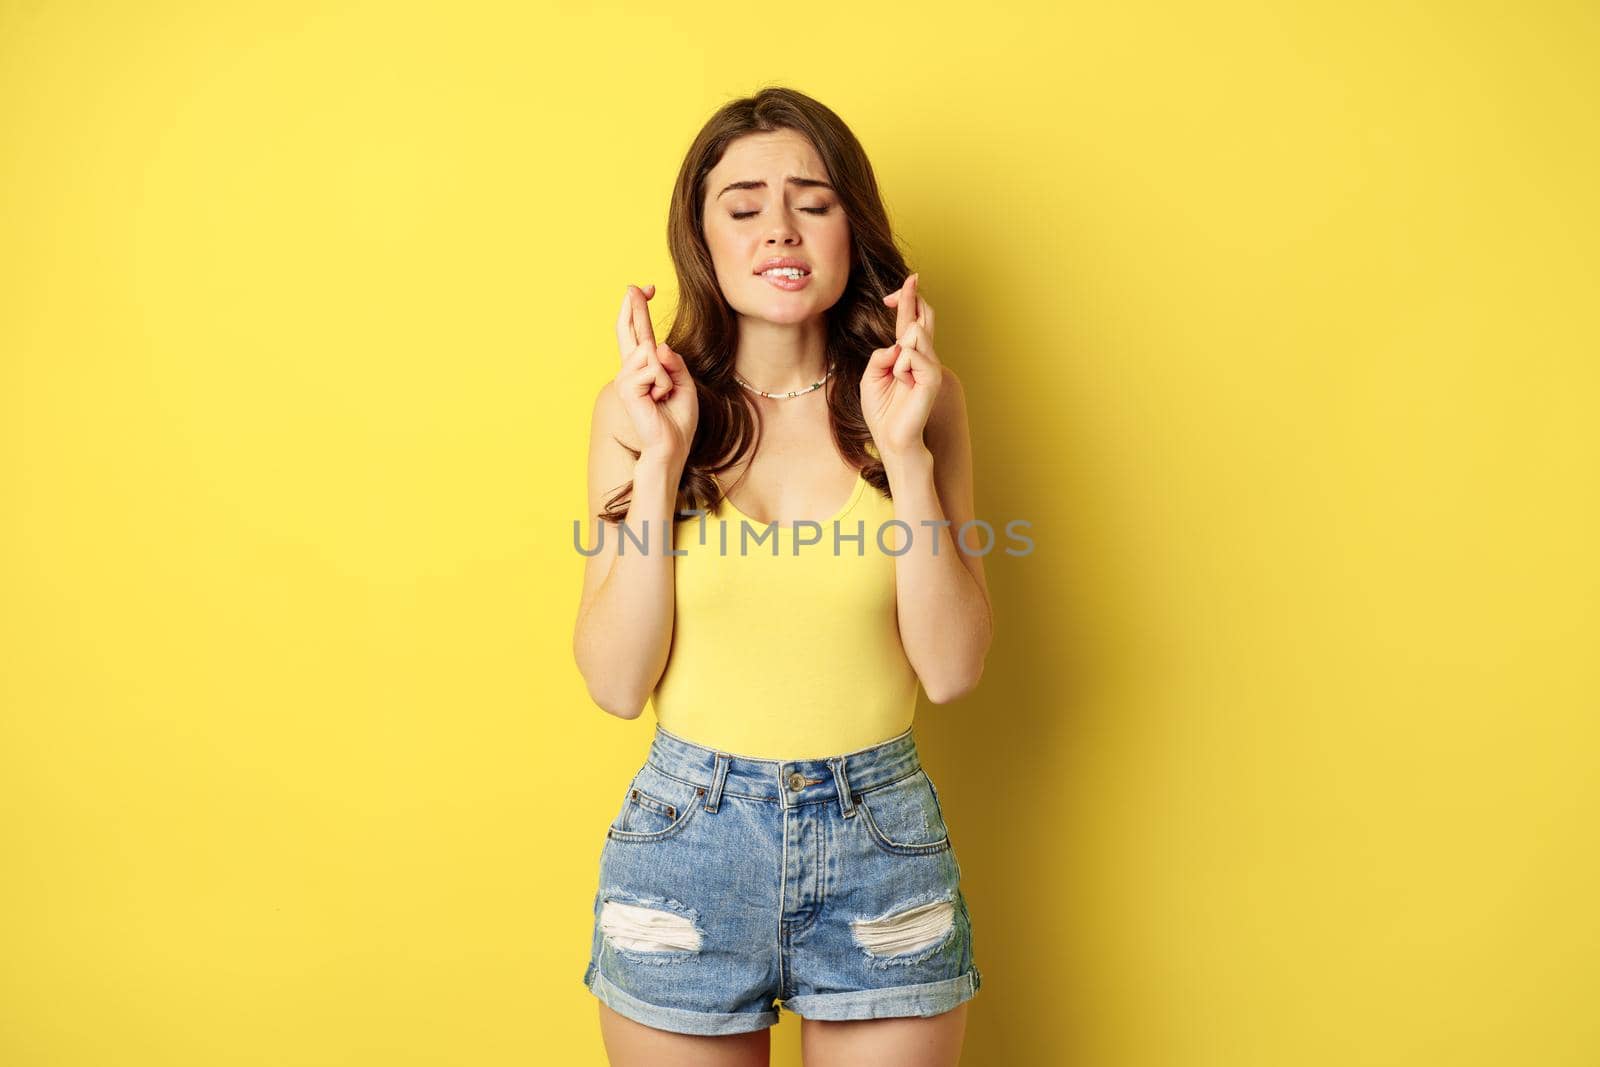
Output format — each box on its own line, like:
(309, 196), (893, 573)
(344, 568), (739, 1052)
(830, 755), (856, 819)
(704, 753), (730, 812)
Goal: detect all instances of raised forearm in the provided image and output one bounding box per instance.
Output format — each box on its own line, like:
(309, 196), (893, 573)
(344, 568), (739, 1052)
(573, 452), (682, 717)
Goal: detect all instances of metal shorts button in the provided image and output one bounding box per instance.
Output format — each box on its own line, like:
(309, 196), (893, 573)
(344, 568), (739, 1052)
(787, 771), (805, 791)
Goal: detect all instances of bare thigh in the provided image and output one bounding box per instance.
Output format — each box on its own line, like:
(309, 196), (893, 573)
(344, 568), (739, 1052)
(597, 1001), (772, 1067)
(801, 1001), (969, 1067)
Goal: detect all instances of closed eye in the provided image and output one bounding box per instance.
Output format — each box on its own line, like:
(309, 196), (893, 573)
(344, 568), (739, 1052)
(731, 208), (832, 219)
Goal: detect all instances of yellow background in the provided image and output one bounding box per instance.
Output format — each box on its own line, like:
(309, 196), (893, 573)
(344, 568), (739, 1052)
(3, 1), (1596, 1063)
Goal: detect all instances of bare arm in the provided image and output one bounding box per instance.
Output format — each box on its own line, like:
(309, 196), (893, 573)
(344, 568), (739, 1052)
(571, 381), (683, 718)
(887, 366), (993, 703)
(572, 284), (699, 719)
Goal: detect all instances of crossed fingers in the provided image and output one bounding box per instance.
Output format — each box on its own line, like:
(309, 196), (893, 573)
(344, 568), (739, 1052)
(616, 283), (658, 368)
(884, 272), (934, 347)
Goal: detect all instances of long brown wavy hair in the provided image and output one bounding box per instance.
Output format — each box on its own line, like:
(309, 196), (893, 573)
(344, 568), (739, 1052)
(598, 85), (912, 523)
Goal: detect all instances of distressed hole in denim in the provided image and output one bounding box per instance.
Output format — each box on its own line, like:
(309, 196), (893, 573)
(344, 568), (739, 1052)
(599, 897), (703, 962)
(849, 897), (956, 966)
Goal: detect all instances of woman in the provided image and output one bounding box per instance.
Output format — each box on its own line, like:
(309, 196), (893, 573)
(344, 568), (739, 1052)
(573, 86), (992, 1066)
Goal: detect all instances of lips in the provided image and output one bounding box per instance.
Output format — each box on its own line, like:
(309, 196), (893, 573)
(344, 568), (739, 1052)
(760, 270), (812, 291)
(754, 257), (811, 275)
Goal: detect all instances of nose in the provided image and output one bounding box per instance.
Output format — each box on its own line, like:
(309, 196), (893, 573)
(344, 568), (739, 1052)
(764, 222), (800, 246)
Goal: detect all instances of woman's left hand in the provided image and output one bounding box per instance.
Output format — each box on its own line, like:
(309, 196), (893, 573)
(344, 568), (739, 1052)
(861, 272), (943, 462)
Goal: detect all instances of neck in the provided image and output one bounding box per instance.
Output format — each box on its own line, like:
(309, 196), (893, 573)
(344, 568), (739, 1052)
(733, 315), (829, 392)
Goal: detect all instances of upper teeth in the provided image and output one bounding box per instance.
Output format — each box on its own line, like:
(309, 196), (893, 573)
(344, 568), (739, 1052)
(763, 267), (806, 278)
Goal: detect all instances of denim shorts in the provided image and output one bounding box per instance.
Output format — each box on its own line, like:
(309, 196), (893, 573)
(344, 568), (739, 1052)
(581, 723), (981, 1035)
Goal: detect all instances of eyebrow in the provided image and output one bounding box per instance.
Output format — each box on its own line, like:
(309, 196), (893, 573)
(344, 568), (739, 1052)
(716, 176), (835, 199)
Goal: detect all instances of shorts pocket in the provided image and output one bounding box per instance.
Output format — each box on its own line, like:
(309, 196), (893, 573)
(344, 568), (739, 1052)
(607, 764), (704, 842)
(853, 768), (952, 856)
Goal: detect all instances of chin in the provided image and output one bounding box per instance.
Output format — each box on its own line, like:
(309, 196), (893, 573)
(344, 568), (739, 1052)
(758, 287), (845, 318)
(730, 293), (816, 321)
(759, 303), (819, 323)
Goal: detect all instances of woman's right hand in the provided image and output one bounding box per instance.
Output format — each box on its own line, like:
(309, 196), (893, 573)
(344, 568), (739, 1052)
(614, 284), (698, 469)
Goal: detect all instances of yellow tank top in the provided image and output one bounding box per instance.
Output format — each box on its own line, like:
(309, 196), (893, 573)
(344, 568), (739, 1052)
(647, 469), (920, 760)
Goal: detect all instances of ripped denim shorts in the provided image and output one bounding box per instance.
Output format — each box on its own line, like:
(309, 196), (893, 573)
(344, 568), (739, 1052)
(581, 723), (982, 1035)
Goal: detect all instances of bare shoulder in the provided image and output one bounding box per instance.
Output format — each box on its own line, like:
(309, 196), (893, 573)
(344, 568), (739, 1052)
(927, 364), (969, 452)
(585, 378), (645, 526)
(922, 363), (990, 615)
(924, 364), (975, 495)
